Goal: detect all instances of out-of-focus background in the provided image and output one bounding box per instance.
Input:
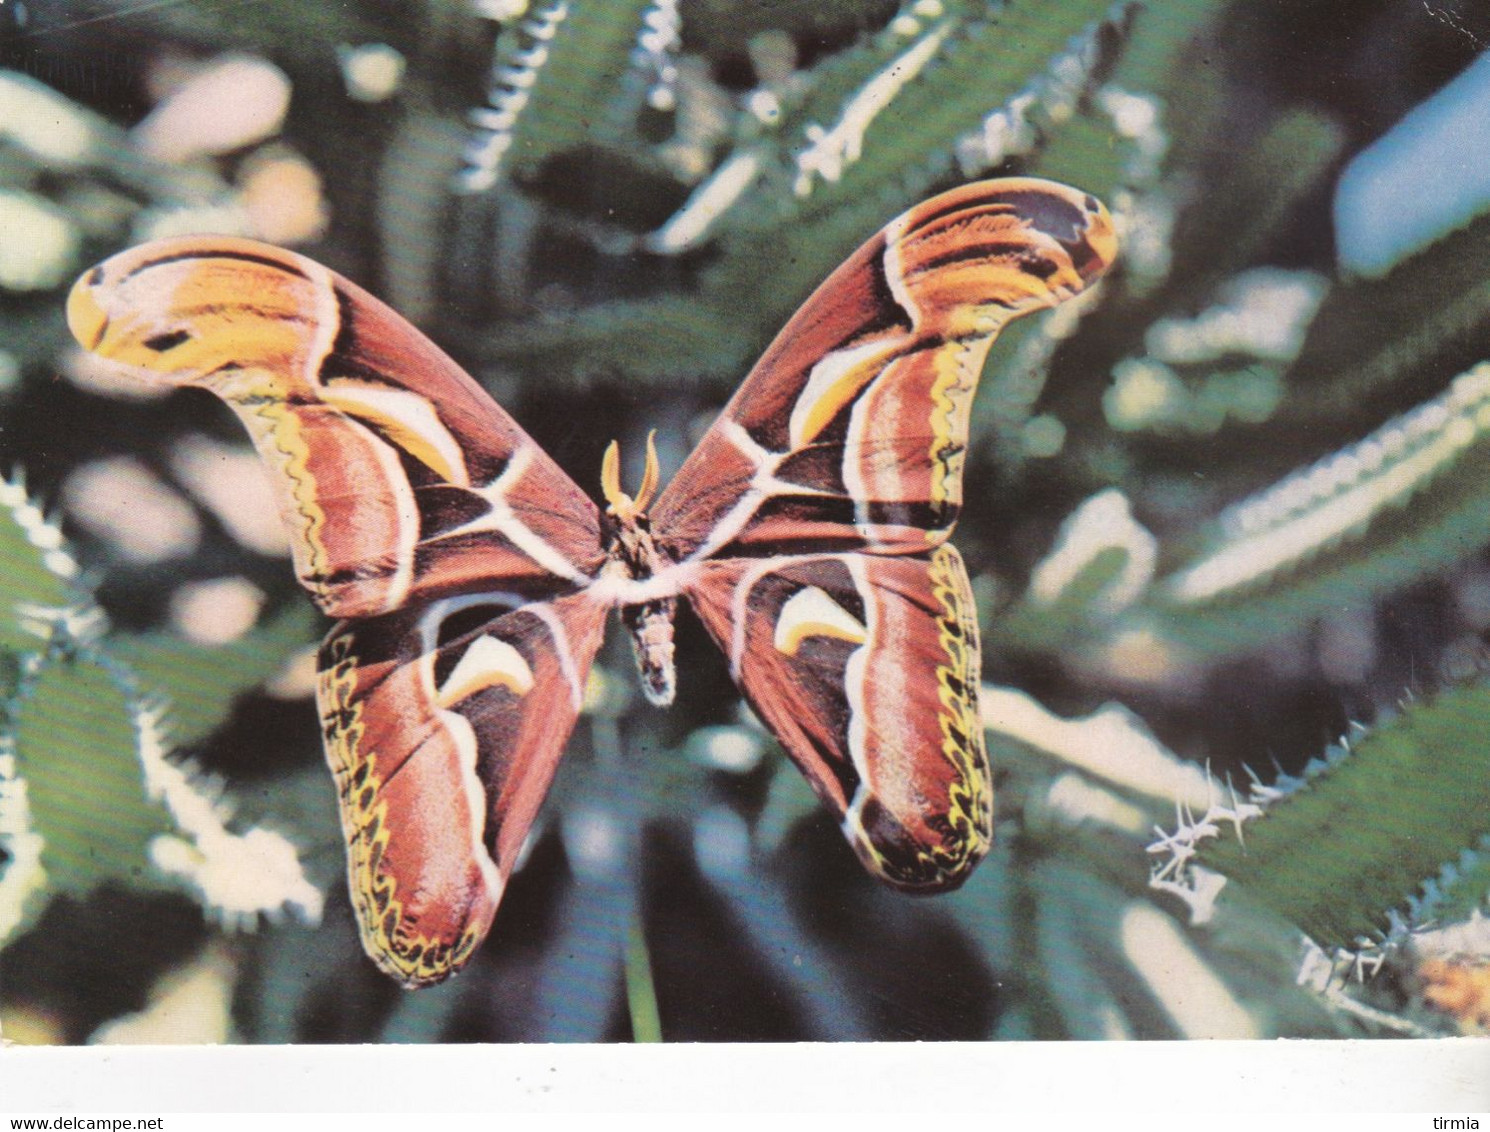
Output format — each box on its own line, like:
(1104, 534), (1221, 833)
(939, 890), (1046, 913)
(2, 0), (1490, 1044)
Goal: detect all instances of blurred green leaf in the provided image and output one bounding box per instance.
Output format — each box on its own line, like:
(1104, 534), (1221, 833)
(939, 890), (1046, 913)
(10, 653), (170, 899)
(479, 0), (666, 183)
(1150, 363), (1490, 656)
(1285, 208), (1490, 422)
(0, 479), (87, 656)
(108, 606), (322, 747)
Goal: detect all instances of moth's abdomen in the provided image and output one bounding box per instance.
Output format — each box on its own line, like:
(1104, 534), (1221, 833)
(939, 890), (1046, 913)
(623, 596), (678, 706)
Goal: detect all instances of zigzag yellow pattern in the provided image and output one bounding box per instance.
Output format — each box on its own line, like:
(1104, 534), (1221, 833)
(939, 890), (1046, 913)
(925, 343), (977, 525)
(242, 395), (331, 604)
(927, 545), (991, 868)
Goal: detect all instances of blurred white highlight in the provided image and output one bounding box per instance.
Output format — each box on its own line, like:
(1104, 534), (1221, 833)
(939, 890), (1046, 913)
(1110, 187), (1175, 283)
(1144, 269), (1327, 365)
(0, 191), (80, 291)
(1044, 772), (1147, 835)
(1027, 489), (1156, 615)
(474, 0), (529, 17)
(562, 807), (625, 883)
(1104, 357), (1185, 432)
(168, 577), (266, 647)
(132, 55), (291, 163)
(1120, 902), (1260, 1038)
(171, 435), (290, 556)
(89, 945), (236, 1044)
(62, 456), (202, 564)
(237, 146), (330, 245)
(0, 71), (99, 165)
(692, 725), (764, 773)
(648, 150), (762, 253)
(264, 646), (319, 700)
(980, 685), (1213, 810)
(338, 43), (406, 102)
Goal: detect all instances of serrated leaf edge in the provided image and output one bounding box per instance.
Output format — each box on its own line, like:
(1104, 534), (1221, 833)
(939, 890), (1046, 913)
(131, 697), (325, 931)
(459, 0), (571, 192)
(1165, 361), (1490, 603)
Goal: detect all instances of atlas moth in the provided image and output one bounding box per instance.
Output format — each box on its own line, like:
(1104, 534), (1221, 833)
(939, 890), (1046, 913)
(67, 178), (1116, 986)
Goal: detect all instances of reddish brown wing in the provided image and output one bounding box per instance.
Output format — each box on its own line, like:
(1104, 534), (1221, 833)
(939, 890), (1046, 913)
(318, 589), (607, 987)
(650, 178), (1116, 562)
(667, 178), (1116, 890)
(67, 238), (611, 987)
(687, 548), (990, 890)
(66, 236), (604, 620)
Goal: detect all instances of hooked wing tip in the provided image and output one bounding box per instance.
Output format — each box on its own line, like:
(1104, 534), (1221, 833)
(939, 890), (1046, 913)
(992, 177), (1118, 285)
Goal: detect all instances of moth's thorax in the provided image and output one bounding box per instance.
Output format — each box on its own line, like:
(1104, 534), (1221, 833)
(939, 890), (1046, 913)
(604, 504), (679, 706)
(604, 506), (666, 581)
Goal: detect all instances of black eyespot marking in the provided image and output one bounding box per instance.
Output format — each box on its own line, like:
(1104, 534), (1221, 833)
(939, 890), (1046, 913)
(143, 330), (192, 352)
(86, 266), (105, 287)
(1018, 254), (1059, 280)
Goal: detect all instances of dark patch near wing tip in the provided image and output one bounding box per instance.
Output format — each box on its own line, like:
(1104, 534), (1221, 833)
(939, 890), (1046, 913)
(1018, 253), (1059, 280)
(1003, 189), (1087, 244)
(1065, 233), (1108, 283)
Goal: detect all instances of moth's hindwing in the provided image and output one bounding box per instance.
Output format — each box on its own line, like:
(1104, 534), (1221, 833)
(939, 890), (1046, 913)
(687, 547), (991, 890)
(318, 591), (607, 987)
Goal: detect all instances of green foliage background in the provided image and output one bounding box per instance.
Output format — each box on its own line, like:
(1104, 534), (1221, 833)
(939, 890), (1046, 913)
(2, 0), (1489, 1042)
